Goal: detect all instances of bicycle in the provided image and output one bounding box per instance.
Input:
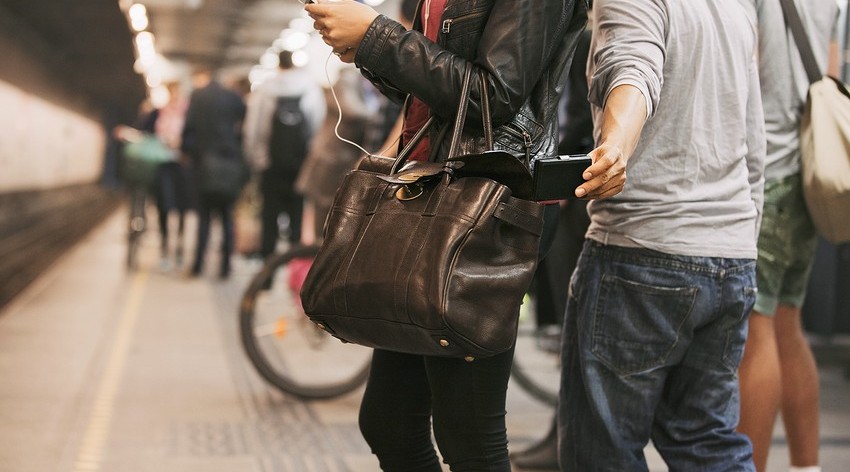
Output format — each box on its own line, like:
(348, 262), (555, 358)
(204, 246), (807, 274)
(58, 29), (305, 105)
(126, 185), (148, 270)
(118, 127), (173, 271)
(239, 244), (372, 400)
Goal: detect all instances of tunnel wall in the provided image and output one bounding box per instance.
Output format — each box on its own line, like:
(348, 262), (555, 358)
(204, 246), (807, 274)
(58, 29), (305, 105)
(0, 79), (106, 193)
(0, 16), (122, 309)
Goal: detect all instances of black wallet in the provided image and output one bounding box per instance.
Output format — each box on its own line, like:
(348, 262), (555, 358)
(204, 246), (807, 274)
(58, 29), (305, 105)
(532, 154), (592, 201)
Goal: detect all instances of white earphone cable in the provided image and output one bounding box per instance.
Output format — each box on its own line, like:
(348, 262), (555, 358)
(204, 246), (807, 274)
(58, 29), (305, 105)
(324, 51), (400, 157)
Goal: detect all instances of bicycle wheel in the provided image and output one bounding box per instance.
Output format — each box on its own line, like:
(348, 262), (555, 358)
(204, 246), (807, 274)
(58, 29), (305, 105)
(126, 188), (147, 270)
(511, 294), (560, 407)
(240, 245), (372, 400)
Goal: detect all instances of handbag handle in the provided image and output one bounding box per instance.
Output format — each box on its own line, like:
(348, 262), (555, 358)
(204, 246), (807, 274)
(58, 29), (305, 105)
(391, 66), (494, 173)
(778, 0), (823, 85)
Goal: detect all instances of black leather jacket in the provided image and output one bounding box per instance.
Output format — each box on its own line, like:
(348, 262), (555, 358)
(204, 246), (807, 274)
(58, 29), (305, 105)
(355, 0), (588, 170)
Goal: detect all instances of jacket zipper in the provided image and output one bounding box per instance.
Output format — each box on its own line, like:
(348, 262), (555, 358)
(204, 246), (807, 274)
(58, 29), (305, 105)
(441, 11), (486, 34)
(503, 125), (534, 164)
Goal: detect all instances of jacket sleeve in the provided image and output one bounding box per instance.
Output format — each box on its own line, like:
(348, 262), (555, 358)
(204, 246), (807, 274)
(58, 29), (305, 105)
(354, 0), (583, 127)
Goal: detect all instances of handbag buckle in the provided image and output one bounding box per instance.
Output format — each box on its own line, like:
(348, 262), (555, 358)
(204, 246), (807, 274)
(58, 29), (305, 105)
(396, 183), (424, 201)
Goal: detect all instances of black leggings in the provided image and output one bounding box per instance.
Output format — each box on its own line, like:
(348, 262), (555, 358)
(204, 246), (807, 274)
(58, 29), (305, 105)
(359, 347), (515, 472)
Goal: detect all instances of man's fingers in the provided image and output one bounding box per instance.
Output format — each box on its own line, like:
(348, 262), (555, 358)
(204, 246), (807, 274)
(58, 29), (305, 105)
(575, 150), (613, 197)
(581, 159), (606, 182)
(575, 172), (608, 198)
(584, 170), (627, 199)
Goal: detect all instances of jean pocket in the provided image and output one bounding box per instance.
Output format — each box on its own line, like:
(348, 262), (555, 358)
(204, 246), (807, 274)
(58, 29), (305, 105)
(592, 273), (697, 375)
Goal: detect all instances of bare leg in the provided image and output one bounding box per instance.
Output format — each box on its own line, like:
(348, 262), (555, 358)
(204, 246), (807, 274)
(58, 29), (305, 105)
(301, 201), (316, 246)
(738, 312), (781, 472)
(774, 304), (820, 467)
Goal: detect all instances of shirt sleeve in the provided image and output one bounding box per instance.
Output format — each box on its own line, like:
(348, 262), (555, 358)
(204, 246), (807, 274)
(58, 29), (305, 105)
(588, 0), (667, 118)
(744, 54), (766, 238)
(834, 0), (844, 41)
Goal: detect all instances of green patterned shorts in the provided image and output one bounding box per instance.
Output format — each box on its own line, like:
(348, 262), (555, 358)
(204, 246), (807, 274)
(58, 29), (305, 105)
(754, 173), (818, 316)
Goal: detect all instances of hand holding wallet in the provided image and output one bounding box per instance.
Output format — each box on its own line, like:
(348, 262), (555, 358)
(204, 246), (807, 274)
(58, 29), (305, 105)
(532, 154), (592, 201)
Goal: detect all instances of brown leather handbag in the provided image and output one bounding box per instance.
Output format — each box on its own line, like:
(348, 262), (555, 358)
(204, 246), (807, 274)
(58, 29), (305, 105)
(300, 67), (544, 360)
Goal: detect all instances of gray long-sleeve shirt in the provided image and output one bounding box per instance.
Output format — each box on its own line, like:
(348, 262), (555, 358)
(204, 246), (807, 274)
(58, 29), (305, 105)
(586, 0), (766, 259)
(754, 0), (840, 183)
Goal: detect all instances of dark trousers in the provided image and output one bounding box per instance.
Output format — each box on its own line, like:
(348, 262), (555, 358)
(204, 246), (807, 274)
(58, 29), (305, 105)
(192, 196), (234, 276)
(359, 348), (515, 472)
(155, 162), (190, 256)
(534, 200), (590, 326)
(261, 170), (302, 258)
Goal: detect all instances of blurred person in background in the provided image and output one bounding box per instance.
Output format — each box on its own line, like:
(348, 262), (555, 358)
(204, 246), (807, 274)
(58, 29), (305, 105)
(243, 50), (324, 260)
(181, 68), (247, 279)
(153, 80), (191, 271)
(737, 2), (841, 471)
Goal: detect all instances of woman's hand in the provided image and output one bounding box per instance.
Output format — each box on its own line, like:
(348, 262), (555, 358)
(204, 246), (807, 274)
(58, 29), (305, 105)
(305, 0), (380, 63)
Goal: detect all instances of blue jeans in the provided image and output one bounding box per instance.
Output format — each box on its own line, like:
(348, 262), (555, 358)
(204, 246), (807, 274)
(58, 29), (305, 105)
(558, 241), (757, 471)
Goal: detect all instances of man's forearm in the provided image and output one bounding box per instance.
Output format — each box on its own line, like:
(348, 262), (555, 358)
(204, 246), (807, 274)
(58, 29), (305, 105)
(828, 40), (840, 77)
(574, 84), (647, 199)
(598, 84), (648, 162)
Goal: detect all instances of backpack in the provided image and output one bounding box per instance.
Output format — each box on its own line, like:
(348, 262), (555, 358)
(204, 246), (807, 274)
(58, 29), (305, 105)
(268, 95), (309, 174)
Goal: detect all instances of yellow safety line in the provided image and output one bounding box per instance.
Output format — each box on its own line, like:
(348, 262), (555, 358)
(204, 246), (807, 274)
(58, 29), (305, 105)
(72, 269), (149, 472)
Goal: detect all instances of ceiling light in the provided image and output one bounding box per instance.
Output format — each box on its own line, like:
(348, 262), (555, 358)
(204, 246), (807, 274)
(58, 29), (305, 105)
(288, 17), (314, 34)
(128, 4), (149, 32)
(278, 29), (310, 52)
(260, 51), (279, 68)
(249, 65), (276, 86)
(363, 0), (385, 5)
(292, 50), (309, 68)
(134, 32), (156, 60)
(145, 71), (162, 88)
(150, 85), (170, 108)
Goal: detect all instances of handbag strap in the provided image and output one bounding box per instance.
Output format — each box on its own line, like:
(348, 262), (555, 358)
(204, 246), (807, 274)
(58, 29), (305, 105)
(391, 66), (494, 173)
(778, 0), (824, 85)
(447, 67), (495, 158)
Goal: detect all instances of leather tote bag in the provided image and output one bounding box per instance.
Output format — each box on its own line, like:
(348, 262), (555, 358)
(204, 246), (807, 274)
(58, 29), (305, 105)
(782, 0), (850, 243)
(300, 67), (544, 361)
